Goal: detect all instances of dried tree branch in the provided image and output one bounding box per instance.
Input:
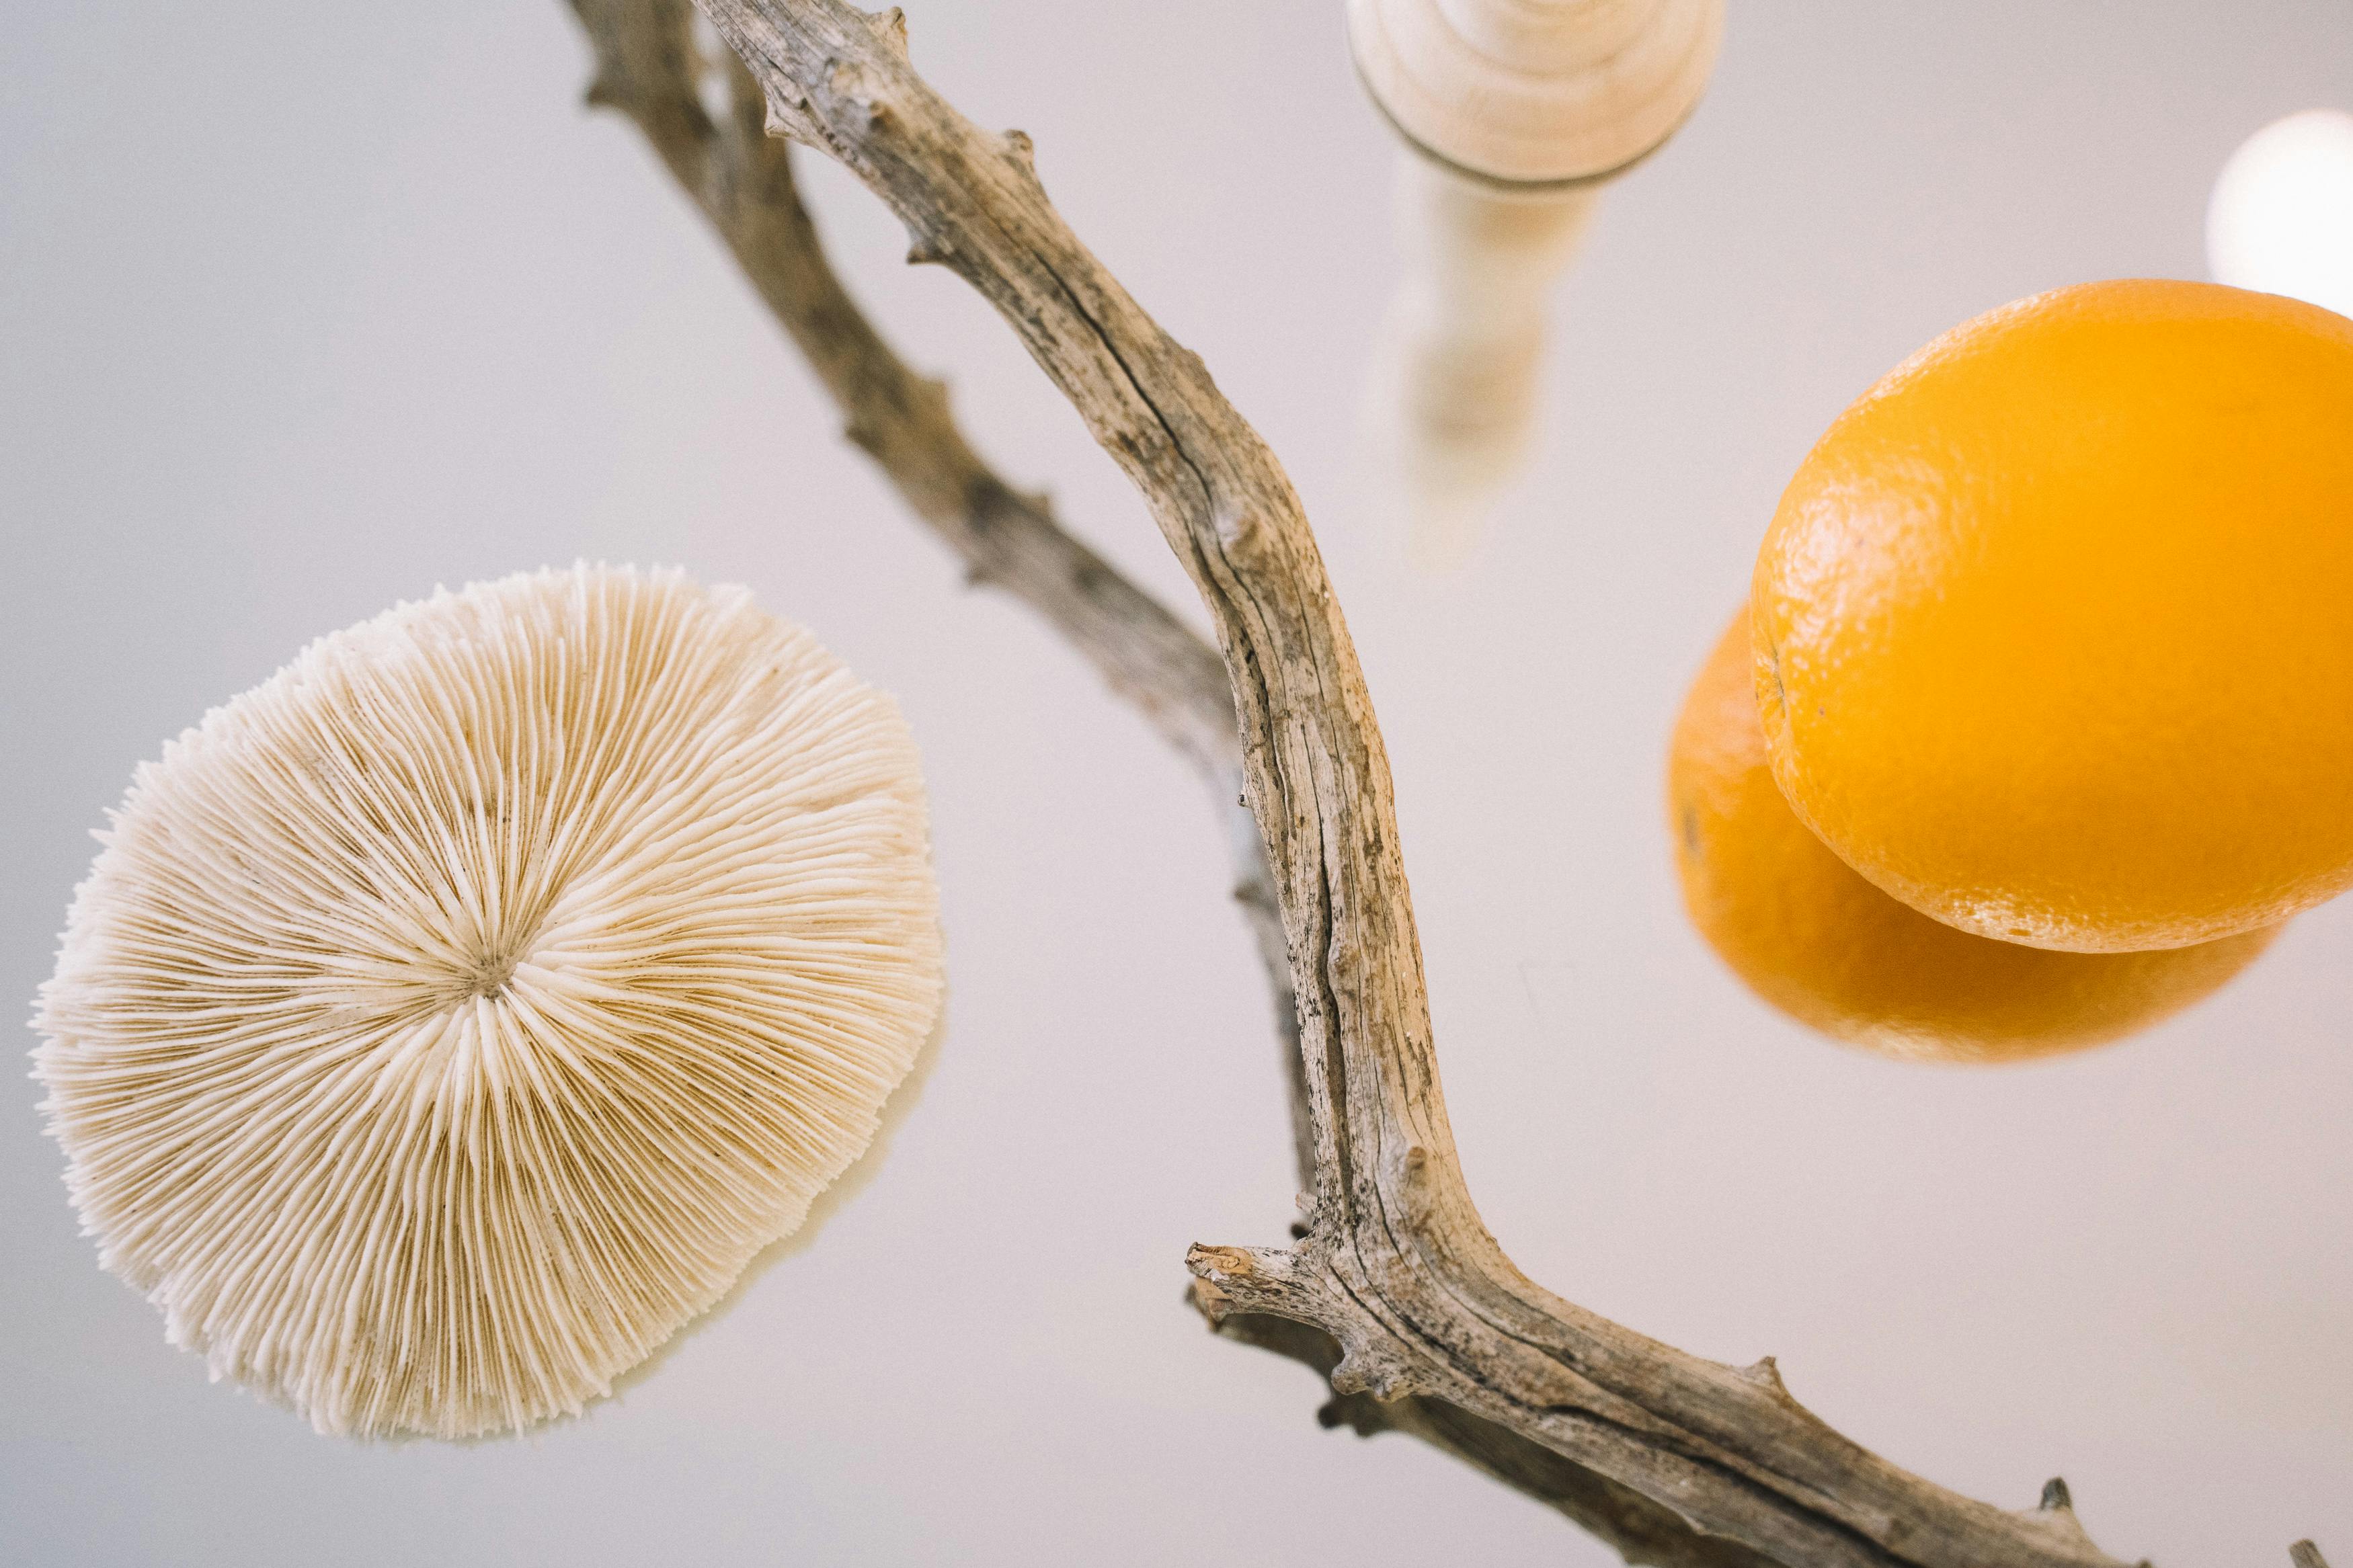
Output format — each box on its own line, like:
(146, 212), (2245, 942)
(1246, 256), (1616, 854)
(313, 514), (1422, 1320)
(565, 0), (1312, 1177)
(567, 1), (2313, 1561)
(556, 13), (1734, 1557)
(564, 6), (1754, 1552)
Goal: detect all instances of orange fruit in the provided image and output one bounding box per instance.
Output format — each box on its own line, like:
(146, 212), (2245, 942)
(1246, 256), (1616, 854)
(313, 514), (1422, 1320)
(1753, 279), (2353, 952)
(1671, 607), (2278, 1062)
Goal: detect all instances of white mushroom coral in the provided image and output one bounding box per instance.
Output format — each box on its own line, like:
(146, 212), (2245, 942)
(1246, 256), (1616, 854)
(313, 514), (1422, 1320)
(32, 564), (943, 1438)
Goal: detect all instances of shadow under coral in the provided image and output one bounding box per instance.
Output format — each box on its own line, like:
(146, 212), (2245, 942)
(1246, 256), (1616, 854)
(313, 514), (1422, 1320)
(600, 995), (951, 1413)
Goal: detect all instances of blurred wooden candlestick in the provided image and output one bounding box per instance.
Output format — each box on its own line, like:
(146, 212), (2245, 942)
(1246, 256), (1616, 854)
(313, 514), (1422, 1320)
(1351, 0), (1722, 570)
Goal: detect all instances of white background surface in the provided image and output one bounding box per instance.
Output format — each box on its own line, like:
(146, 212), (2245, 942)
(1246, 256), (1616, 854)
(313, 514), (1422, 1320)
(5, 3), (2350, 1563)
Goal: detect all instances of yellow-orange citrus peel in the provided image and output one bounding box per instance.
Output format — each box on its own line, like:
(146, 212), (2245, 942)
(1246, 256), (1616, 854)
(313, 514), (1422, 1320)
(1754, 279), (2353, 951)
(1672, 607), (2276, 1062)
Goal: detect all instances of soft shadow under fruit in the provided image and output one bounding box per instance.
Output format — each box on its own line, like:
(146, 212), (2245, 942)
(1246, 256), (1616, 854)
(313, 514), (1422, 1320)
(1670, 606), (2278, 1063)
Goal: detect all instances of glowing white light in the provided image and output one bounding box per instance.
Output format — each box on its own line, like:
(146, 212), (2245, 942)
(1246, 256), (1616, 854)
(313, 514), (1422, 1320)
(2207, 109), (2353, 321)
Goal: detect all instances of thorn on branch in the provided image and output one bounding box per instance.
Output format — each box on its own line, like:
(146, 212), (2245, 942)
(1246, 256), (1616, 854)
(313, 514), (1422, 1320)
(2020, 1475), (2108, 1555)
(1327, 1335), (1419, 1405)
(906, 234), (953, 266)
(1001, 128), (1036, 172)
(1316, 1390), (1394, 1437)
(583, 75), (624, 112)
(863, 5), (910, 57)
(1740, 1356), (1790, 1399)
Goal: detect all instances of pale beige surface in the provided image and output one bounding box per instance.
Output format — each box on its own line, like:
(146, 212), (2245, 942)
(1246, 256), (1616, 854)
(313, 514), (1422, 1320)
(3, 3), (2350, 1563)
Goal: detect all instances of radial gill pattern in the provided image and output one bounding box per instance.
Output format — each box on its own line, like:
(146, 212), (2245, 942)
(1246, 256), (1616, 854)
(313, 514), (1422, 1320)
(32, 565), (943, 1438)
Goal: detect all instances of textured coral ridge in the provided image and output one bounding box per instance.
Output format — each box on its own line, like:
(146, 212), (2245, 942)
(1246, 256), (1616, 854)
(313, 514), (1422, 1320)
(33, 565), (944, 1438)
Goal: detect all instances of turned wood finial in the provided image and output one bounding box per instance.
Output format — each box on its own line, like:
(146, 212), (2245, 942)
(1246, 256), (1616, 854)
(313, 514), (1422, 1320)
(1350, 0), (1724, 187)
(1352, 0), (1724, 570)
